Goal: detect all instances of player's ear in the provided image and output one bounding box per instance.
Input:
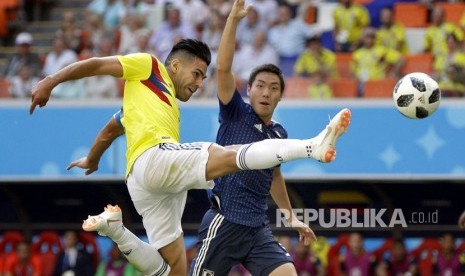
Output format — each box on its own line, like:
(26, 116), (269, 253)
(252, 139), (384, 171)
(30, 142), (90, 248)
(170, 59), (180, 73)
(246, 85), (251, 97)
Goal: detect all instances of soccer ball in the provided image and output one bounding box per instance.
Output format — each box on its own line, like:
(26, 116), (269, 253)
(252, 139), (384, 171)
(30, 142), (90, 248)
(393, 72), (441, 119)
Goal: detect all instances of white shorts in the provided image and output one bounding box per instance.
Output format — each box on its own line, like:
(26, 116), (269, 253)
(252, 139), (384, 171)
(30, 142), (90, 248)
(126, 142), (215, 249)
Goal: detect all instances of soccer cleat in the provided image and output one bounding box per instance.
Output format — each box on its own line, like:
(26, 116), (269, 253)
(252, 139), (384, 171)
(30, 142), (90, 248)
(82, 204), (123, 237)
(309, 108), (351, 163)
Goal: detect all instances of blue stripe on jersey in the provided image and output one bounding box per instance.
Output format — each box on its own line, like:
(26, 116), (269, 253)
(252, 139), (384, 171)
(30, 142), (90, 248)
(113, 108), (123, 127)
(212, 90), (288, 227)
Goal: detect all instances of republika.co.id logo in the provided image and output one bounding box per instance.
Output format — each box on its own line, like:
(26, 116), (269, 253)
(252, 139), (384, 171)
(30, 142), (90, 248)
(276, 208), (439, 228)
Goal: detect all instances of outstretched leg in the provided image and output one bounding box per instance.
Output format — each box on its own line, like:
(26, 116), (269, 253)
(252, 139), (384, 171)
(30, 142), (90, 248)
(83, 205), (170, 276)
(237, 108), (351, 169)
(206, 108), (351, 180)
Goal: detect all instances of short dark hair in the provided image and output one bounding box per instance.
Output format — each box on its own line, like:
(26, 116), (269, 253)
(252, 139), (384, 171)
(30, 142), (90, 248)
(248, 64), (285, 93)
(165, 39), (211, 66)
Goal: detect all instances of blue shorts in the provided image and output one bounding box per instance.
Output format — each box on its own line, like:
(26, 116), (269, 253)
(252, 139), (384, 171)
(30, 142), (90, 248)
(189, 208), (293, 276)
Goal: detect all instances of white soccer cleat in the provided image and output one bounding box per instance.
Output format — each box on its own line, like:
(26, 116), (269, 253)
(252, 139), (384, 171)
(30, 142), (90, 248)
(82, 204), (123, 237)
(309, 108), (351, 163)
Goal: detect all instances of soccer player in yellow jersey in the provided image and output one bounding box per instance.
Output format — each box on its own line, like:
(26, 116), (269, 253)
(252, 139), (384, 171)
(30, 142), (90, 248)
(30, 29), (351, 275)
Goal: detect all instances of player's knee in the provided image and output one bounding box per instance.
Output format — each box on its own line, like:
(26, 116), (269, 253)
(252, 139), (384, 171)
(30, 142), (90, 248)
(206, 144), (240, 180)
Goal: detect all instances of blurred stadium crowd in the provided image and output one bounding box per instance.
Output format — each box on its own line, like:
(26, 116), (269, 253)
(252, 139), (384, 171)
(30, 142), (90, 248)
(0, 230), (464, 275)
(1, 0), (465, 99)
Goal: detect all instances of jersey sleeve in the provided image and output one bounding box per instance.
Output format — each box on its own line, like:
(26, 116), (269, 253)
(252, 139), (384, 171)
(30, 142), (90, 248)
(118, 53), (153, 81)
(218, 90), (248, 122)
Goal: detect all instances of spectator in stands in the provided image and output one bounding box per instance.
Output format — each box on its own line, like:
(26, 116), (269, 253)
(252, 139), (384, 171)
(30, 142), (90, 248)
(8, 64), (40, 98)
(4, 241), (42, 276)
(206, 0), (232, 17)
(333, 0), (370, 53)
(236, 8), (267, 47)
(148, 4), (196, 62)
(375, 7), (408, 55)
(96, 243), (139, 276)
(439, 64), (465, 97)
(293, 242), (325, 275)
(245, 0), (278, 27)
(79, 48), (119, 98)
(376, 238), (418, 276)
(294, 35), (337, 80)
(134, 0), (165, 31)
(177, 0), (211, 37)
(308, 72), (334, 99)
(95, 34), (117, 57)
(340, 232), (377, 276)
(117, 13), (145, 55)
(195, 9), (227, 98)
(81, 12), (107, 51)
(42, 36), (78, 77)
(268, 4), (314, 77)
(42, 36), (84, 98)
(432, 233), (465, 275)
(424, 6), (464, 58)
(201, 9), (225, 57)
(233, 29), (279, 94)
(433, 32), (465, 82)
(351, 28), (405, 95)
(87, 0), (124, 30)
(294, 35), (336, 99)
(126, 29), (154, 55)
(3, 32), (41, 79)
(53, 230), (94, 276)
(55, 11), (84, 54)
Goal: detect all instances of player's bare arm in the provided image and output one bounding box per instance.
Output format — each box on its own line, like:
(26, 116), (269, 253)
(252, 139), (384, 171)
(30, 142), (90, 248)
(30, 56), (123, 114)
(216, 0), (252, 104)
(270, 167), (317, 245)
(67, 115), (125, 175)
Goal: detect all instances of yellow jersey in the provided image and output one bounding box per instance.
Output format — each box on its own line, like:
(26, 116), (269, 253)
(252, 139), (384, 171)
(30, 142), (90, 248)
(351, 45), (402, 81)
(118, 53), (180, 177)
(376, 23), (409, 54)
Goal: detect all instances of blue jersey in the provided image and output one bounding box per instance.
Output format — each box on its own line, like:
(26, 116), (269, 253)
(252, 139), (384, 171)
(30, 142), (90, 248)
(211, 90), (288, 227)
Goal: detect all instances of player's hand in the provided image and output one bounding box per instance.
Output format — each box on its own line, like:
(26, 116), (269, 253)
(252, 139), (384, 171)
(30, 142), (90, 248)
(67, 157), (99, 175)
(290, 218), (317, 245)
(458, 210), (465, 229)
(229, 0), (253, 21)
(30, 77), (55, 114)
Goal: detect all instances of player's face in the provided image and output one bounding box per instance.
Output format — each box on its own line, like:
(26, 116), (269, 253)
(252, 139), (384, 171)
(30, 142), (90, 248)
(172, 57), (207, 102)
(247, 71), (282, 124)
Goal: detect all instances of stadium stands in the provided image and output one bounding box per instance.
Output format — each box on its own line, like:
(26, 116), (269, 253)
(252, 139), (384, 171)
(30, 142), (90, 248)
(393, 3), (428, 28)
(363, 78), (397, 98)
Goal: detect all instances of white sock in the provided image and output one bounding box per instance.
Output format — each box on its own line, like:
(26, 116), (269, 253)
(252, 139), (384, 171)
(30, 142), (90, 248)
(236, 139), (312, 170)
(111, 227), (171, 275)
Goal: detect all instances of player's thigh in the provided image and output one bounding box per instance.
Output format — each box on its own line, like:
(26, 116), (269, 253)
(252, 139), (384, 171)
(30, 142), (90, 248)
(189, 209), (246, 276)
(127, 175), (187, 249)
(244, 226), (294, 276)
(269, 263), (298, 276)
(158, 235), (187, 276)
(134, 143), (215, 193)
(205, 143), (241, 180)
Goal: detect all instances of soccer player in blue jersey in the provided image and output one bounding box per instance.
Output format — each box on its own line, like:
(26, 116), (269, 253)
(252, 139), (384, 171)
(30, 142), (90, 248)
(190, 1), (318, 275)
(30, 23), (350, 276)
